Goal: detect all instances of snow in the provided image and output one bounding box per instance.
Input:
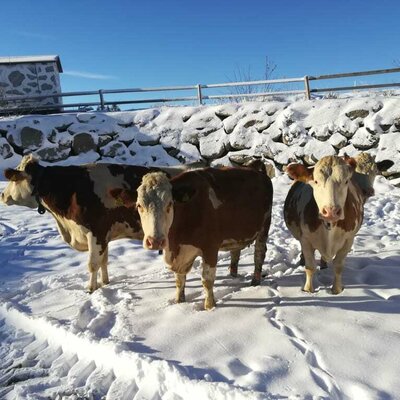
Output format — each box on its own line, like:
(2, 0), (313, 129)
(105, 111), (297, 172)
(1, 170), (400, 399)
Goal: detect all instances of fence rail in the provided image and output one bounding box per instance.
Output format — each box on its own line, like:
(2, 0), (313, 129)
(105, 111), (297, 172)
(1, 67), (400, 115)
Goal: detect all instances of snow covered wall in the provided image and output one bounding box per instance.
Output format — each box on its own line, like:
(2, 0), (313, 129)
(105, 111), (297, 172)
(1, 97), (400, 181)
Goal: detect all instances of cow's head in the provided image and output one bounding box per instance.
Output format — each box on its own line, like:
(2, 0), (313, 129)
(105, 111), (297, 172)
(286, 155), (357, 223)
(1, 155), (39, 208)
(353, 152), (394, 198)
(110, 171), (195, 250)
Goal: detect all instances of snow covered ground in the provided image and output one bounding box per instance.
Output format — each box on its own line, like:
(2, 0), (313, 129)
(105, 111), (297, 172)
(1, 172), (400, 399)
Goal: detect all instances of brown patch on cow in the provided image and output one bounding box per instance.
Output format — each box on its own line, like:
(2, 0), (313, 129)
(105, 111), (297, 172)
(337, 188), (363, 232)
(29, 163), (150, 250)
(284, 181), (322, 235)
(109, 188), (137, 208)
(4, 169), (25, 182)
(167, 167), (273, 268)
(286, 163), (314, 183)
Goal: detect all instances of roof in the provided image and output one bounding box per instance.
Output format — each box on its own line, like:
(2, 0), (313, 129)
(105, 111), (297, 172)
(0, 55), (63, 72)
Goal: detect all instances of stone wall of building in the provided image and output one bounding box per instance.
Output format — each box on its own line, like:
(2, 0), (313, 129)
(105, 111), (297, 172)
(0, 61), (62, 111)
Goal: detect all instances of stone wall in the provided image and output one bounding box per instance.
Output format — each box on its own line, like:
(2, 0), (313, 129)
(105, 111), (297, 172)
(0, 61), (62, 110)
(0, 97), (399, 182)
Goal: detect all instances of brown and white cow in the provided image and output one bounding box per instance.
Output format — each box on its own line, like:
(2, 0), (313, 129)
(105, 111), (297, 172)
(0, 154), (185, 292)
(284, 154), (392, 294)
(111, 164), (273, 310)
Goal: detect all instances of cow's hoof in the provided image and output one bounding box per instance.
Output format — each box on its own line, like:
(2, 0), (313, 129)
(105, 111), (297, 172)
(176, 295), (186, 303)
(250, 278), (261, 286)
(302, 286), (314, 294)
(331, 286), (343, 295)
(230, 267), (238, 277)
(101, 279), (110, 286)
(204, 298), (216, 310)
(86, 286), (96, 294)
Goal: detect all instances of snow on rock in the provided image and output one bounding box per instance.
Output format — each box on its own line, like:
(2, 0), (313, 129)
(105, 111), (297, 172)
(1, 97), (400, 181)
(199, 128), (229, 159)
(350, 127), (379, 150)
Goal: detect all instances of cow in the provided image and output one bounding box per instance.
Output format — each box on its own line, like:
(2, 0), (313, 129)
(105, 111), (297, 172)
(284, 154), (393, 294)
(110, 163), (273, 310)
(0, 154), (186, 292)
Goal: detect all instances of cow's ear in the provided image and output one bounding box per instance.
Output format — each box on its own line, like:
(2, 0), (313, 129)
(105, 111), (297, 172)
(376, 159), (394, 173)
(109, 188), (136, 208)
(343, 155), (357, 171)
(285, 163), (313, 183)
(4, 169), (27, 182)
(172, 185), (196, 203)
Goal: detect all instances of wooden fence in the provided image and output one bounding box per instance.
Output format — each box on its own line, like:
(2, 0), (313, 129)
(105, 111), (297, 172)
(1, 67), (400, 114)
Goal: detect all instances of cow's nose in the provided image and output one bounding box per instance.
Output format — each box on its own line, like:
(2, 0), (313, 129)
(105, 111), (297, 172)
(145, 236), (166, 250)
(322, 206), (341, 220)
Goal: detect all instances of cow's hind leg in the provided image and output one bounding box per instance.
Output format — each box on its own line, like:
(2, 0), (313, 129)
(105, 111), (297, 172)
(87, 233), (104, 293)
(229, 249), (240, 277)
(201, 262), (217, 310)
(302, 241), (317, 293)
(252, 214), (271, 286)
(332, 239), (353, 294)
(175, 273), (187, 303)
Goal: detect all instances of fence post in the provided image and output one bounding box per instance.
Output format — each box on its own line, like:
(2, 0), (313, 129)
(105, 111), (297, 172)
(99, 89), (105, 110)
(304, 76), (311, 100)
(197, 84), (203, 105)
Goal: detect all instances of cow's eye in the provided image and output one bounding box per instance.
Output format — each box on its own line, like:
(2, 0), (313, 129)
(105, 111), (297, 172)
(314, 180), (318, 184)
(166, 202), (173, 212)
(137, 204), (143, 212)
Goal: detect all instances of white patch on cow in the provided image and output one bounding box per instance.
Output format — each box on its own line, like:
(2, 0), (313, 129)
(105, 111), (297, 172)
(208, 187), (222, 209)
(164, 244), (200, 274)
(109, 221), (142, 241)
(88, 164), (126, 208)
(220, 236), (256, 251)
(49, 210), (90, 251)
(137, 172), (173, 249)
(309, 156), (354, 222)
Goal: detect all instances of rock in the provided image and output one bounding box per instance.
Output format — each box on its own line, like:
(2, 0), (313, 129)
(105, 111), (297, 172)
(199, 128), (228, 159)
(72, 132), (97, 154)
(302, 139), (336, 164)
(0, 138), (14, 159)
(98, 135), (114, 147)
(346, 109), (369, 120)
(350, 128), (379, 150)
(176, 142), (203, 164)
(229, 126), (259, 150)
(100, 142), (128, 158)
(20, 126), (44, 150)
(328, 132), (348, 149)
(35, 145), (70, 162)
(8, 71), (25, 87)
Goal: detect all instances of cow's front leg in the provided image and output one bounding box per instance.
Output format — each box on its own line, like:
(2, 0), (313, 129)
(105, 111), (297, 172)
(301, 242), (317, 293)
(175, 273), (186, 303)
(201, 262), (217, 310)
(100, 246), (109, 286)
(87, 233), (102, 293)
(332, 239), (353, 294)
(229, 249), (240, 277)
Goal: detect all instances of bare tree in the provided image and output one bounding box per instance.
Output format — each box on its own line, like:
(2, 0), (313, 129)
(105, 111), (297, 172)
(226, 56), (277, 102)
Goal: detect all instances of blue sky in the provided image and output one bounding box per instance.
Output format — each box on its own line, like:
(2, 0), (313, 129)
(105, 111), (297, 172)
(2, 0), (400, 97)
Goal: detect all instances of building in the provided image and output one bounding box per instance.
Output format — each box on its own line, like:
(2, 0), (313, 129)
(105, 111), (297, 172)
(0, 55), (63, 113)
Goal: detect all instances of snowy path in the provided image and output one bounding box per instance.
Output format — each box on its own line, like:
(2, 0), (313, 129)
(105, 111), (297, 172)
(1, 175), (400, 399)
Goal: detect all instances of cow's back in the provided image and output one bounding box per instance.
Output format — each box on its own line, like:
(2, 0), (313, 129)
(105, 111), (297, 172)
(40, 164), (154, 248)
(170, 167), (273, 255)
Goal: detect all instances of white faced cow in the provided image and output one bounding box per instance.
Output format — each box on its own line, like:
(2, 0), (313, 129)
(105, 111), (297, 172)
(111, 164), (273, 310)
(1, 155), (183, 292)
(284, 154), (392, 294)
